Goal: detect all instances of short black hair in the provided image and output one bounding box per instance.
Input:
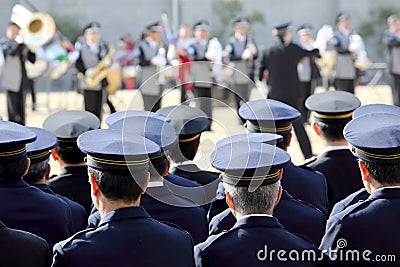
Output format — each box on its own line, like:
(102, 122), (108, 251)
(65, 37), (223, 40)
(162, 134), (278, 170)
(363, 160), (400, 185)
(0, 157), (29, 181)
(315, 118), (350, 142)
(169, 136), (200, 163)
(8, 22), (20, 29)
(88, 167), (147, 203)
(149, 156), (169, 177)
(24, 158), (49, 184)
(55, 144), (86, 164)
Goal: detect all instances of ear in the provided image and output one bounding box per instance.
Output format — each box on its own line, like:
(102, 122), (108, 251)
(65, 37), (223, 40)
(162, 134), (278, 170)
(313, 122), (321, 136)
(287, 133), (293, 147)
(89, 173), (100, 197)
(225, 191), (235, 214)
(22, 158), (31, 177)
(44, 164), (51, 181)
(358, 160), (370, 182)
(51, 149), (59, 161)
(141, 172), (150, 195)
(279, 168), (284, 181)
(163, 161), (170, 177)
(275, 186), (282, 207)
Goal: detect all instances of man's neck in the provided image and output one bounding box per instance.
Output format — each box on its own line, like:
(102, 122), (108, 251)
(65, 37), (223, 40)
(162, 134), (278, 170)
(98, 198), (140, 218)
(234, 210), (273, 221)
(321, 138), (348, 148)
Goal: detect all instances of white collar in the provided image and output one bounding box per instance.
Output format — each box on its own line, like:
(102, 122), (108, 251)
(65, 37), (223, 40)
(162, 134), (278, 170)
(321, 145), (350, 154)
(146, 37), (158, 47)
(147, 181), (164, 188)
(235, 33), (246, 42)
(237, 213), (273, 223)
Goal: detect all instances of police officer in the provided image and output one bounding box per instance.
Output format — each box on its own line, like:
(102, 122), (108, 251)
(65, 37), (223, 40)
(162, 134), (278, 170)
(239, 99), (329, 215)
(386, 14), (400, 106)
(331, 12), (358, 93)
(188, 19), (216, 122)
(195, 141), (325, 266)
(320, 112), (400, 264)
(208, 133), (326, 245)
(225, 17), (258, 113)
(89, 116), (208, 244)
(44, 110), (100, 214)
(259, 22), (319, 159)
(75, 22), (115, 120)
(0, 220), (51, 267)
(23, 127), (87, 233)
(52, 129), (194, 266)
(134, 22), (166, 112)
(157, 105), (220, 208)
(305, 91), (363, 211)
(0, 22), (36, 125)
(0, 121), (73, 247)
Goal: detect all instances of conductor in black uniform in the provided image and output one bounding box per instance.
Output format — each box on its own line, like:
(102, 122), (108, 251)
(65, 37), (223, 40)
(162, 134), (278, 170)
(320, 112), (400, 265)
(305, 91), (363, 211)
(44, 110), (100, 214)
(259, 22), (319, 159)
(0, 22), (36, 125)
(195, 141), (325, 266)
(52, 129), (194, 267)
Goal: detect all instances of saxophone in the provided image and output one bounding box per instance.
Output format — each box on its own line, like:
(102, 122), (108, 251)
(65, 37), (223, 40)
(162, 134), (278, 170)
(85, 46), (116, 88)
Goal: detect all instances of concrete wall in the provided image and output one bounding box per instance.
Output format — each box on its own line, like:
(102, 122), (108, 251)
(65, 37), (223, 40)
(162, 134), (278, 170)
(1, 0), (400, 60)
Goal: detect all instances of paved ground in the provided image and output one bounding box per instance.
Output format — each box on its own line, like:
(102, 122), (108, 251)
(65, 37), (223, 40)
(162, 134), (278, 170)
(0, 84), (393, 175)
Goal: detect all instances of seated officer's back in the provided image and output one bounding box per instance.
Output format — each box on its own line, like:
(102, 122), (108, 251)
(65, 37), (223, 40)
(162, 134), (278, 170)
(0, 121), (73, 247)
(239, 99), (329, 215)
(52, 129), (194, 267)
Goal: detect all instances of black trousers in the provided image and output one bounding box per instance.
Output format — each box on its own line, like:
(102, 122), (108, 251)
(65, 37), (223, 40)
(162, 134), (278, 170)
(233, 83), (251, 112)
(292, 118), (313, 159)
(28, 78), (36, 108)
(299, 81), (312, 123)
(194, 86), (213, 121)
(334, 78), (355, 93)
(142, 84), (163, 112)
(84, 89), (104, 120)
(391, 74), (400, 106)
(7, 90), (26, 125)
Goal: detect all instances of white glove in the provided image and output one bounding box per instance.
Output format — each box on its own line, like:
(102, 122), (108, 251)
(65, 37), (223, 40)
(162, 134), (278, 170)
(241, 48), (251, 60)
(151, 56), (166, 66)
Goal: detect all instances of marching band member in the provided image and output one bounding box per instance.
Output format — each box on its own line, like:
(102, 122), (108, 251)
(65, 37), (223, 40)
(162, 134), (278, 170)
(0, 22), (35, 125)
(296, 24), (320, 123)
(330, 12), (358, 93)
(225, 17), (258, 114)
(75, 22), (116, 120)
(188, 19), (218, 124)
(386, 14), (400, 106)
(134, 22), (166, 112)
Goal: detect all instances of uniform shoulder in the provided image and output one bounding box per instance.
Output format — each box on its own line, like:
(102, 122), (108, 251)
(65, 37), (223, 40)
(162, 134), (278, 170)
(55, 227), (97, 250)
(195, 230), (229, 253)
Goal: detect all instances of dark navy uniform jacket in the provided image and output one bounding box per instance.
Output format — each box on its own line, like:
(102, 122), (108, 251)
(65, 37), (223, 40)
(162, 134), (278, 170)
(0, 179), (73, 248)
(308, 148), (363, 211)
(320, 187), (400, 266)
(282, 162), (329, 216)
(209, 189), (326, 245)
(171, 163), (220, 209)
(164, 173), (207, 206)
(53, 206), (194, 267)
(48, 166), (92, 214)
(34, 184), (87, 233)
(88, 185), (208, 244)
(0, 220), (51, 267)
(329, 188), (369, 218)
(196, 215), (325, 267)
